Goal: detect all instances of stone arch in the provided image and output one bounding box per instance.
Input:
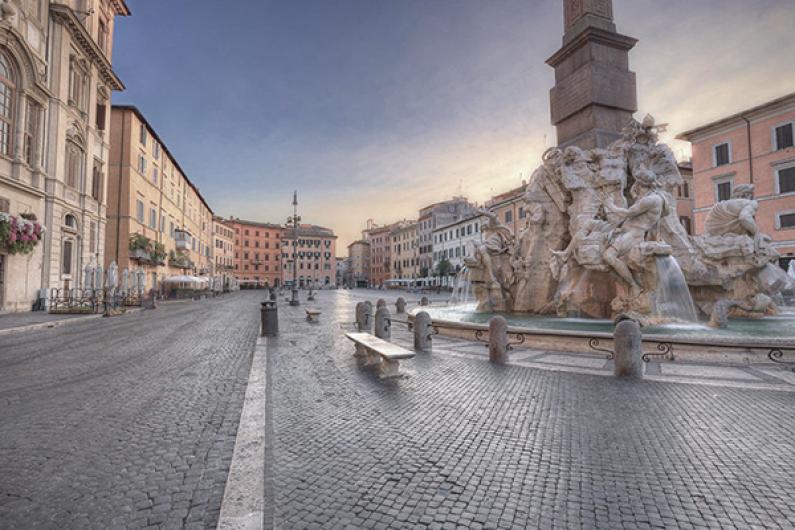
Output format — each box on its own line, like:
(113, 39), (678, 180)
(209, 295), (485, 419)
(0, 30), (47, 103)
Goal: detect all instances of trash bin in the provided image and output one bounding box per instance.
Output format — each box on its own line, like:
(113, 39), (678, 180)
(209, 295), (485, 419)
(261, 301), (278, 336)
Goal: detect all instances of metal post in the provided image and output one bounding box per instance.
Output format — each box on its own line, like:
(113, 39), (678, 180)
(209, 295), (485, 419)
(289, 191), (300, 306)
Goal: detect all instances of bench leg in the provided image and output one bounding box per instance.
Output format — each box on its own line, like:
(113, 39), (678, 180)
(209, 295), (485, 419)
(354, 344), (367, 359)
(379, 358), (401, 379)
(364, 349), (381, 367)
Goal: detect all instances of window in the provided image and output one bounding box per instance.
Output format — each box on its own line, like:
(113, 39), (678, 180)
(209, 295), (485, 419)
(65, 214), (77, 230)
(779, 212), (795, 229)
(96, 101), (106, 131)
(153, 142), (160, 160)
(716, 181), (732, 202)
(713, 143), (730, 167)
(775, 123), (794, 151)
(24, 100), (40, 165)
(138, 154), (146, 174)
(149, 208), (156, 229)
(91, 162), (103, 201)
(62, 240), (73, 275)
(65, 141), (83, 189)
(136, 199), (144, 223)
(505, 210), (513, 223)
(68, 57), (88, 111)
(139, 123), (147, 145)
(160, 212), (166, 233)
(778, 167), (795, 194)
(152, 166), (158, 185)
(0, 53), (15, 157)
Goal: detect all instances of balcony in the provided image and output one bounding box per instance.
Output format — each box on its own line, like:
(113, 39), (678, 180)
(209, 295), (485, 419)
(174, 229), (192, 251)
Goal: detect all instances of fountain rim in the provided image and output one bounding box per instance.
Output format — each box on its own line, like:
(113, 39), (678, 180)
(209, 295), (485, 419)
(407, 307), (795, 350)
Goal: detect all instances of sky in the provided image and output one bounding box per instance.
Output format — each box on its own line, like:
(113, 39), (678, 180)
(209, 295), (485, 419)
(113, 0), (795, 249)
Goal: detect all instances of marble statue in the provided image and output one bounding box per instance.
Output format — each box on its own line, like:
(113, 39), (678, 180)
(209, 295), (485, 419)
(464, 115), (789, 325)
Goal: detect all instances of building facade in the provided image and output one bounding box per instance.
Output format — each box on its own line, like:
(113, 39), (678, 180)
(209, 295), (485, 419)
(362, 220), (392, 288)
(105, 106), (213, 291)
(347, 239), (369, 288)
(227, 218), (282, 288)
(485, 184), (526, 238)
(417, 197), (475, 278)
(678, 92), (795, 268)
(45, 1), (130, 295)
(335, 256), (348, 287)
(280, 224), (337, 288)
(432, 213), (486, 283)
(0, 0), (129, 312)
(675, 161), (695, 235)
(212, 215), (235, 288)
(391, 221), (419, 282)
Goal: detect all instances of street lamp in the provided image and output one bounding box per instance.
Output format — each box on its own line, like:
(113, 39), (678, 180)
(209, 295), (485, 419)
(287, 191), (300, 306)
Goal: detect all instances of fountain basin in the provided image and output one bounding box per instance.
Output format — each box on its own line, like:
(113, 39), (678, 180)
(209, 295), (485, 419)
(409, 304), (795, 364)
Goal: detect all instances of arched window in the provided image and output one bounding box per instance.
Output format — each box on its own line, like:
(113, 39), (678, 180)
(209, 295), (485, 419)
(65, 213), (78, 230)
(0, 52), (15, 157)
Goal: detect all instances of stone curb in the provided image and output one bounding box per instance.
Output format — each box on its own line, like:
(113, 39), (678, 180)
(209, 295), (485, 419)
(217, 335), (268, 530)
(0, 313), (104, 336)
(0, 307), (144, 337)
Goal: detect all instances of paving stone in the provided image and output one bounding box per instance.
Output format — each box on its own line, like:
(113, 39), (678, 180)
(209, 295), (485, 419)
(0, 292), (258, 528)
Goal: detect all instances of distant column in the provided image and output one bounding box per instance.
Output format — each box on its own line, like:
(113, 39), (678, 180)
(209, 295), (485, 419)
(547, 0), (637, 149)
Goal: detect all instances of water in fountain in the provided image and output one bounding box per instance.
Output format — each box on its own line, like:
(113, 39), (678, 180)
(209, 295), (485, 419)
(654, 255), (698, 322)
(450, 267), (473, 305)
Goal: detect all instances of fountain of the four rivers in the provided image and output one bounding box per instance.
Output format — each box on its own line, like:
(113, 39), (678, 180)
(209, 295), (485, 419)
(411, 0), (795, 361)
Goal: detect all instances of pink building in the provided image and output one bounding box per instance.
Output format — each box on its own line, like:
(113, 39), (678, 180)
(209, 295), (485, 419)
(678, 92), (795, 269)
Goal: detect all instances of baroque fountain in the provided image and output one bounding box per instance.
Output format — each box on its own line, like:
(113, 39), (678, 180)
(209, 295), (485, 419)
(419, 116), (795, 359)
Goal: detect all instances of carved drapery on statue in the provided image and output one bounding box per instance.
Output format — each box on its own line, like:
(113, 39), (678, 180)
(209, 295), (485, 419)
(464, 115), (789, 324)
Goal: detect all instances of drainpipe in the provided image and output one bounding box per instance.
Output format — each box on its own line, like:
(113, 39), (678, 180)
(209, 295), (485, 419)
(742, 116), (754, 184)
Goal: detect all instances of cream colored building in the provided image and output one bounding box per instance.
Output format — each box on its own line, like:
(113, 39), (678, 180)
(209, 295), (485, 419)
(280, 224), (337, 288)
(0, 0), (128, 312)
(105, 105), (213, 290)
(391, 221), (419, 284)
(213, 215), (235, 288)
(346, 239), (369, 288)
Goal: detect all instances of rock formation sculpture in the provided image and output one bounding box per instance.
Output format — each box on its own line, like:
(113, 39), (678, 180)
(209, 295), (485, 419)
(464, 115), (789, 325)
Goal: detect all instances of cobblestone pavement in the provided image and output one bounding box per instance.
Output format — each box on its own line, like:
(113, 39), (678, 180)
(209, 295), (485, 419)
(0, 291), (261, 529)
(270, 289), (795, 529)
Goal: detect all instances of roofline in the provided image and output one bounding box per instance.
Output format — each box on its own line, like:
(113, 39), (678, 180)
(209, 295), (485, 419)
(676, 91), (795, 141)
(50, 3), (124, 90)
(110, 0), (132, 16)
(112, 105), (214, 215)
(224, 218), (283, 229)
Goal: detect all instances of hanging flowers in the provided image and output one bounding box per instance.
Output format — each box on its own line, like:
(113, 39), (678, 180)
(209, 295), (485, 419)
(0, 212), (45, 255)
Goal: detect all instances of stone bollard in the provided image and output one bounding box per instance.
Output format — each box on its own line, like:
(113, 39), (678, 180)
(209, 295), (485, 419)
(356, 301), (373, 332)
(488, 316), (509, 364)
(376, 298), (386, 310)
(375, 307), (391, 340)
(145, 288), (157, 310)
(613, 316), (643, 378)
(413, 311), (432, 352)
(395, 297), (406, 314)
(420, 296), (429, 306)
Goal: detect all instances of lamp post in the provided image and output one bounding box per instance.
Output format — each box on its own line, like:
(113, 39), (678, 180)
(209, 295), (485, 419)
(287, 191), (300, 306)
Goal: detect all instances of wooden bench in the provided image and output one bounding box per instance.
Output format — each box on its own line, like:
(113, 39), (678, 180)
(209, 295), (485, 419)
(345, 332), (415, 378)
(305, 309), (321, 322)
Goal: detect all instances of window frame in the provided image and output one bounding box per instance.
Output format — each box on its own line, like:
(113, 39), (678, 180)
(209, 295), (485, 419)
(772, 120), (795, 151)
(775, 209), (795, 230)
(775, 163), (795, 195)
(713, 175), (734, 203)
(712, 141), (732, 167)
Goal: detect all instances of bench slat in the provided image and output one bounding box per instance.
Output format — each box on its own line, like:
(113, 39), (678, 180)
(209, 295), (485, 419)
(345, 332), (415, 360)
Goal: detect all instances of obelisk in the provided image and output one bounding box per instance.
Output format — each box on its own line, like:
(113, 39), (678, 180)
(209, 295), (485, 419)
(547, 0), (638, 149)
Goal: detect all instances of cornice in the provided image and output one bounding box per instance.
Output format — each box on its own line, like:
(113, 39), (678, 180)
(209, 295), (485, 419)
(546, 26), (637, 68)
(50, 3), (124, 91)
